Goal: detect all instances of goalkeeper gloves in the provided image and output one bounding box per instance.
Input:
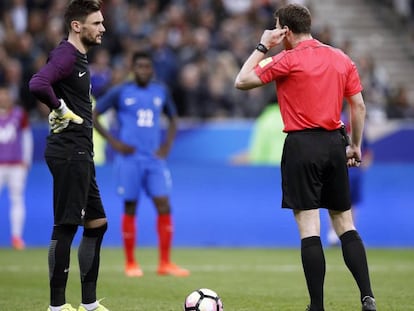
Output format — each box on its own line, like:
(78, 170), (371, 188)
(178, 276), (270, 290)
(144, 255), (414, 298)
(48, 99), (83, 133)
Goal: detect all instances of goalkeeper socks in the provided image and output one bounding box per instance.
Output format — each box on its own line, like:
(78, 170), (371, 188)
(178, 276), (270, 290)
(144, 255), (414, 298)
(157, 214), (173, 264)
(340, 230), (374, 300)
(49, 224), (78, 306)
(122, 214), (136, 264)
(78, 223), (107, 304)
(301, 236), (325, 311)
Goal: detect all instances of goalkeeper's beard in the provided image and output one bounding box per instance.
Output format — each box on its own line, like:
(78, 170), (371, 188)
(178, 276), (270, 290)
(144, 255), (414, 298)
(81, 34), (102, 48)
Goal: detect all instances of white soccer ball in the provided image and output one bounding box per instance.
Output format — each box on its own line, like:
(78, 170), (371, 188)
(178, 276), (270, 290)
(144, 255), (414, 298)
(184, 288), (224, 311)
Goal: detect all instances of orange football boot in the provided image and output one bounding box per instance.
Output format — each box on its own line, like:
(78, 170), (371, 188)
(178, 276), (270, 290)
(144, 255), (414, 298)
(125, 262), (143, 277)
(12, 237), (25, 250)
(157, 262), (190, 277)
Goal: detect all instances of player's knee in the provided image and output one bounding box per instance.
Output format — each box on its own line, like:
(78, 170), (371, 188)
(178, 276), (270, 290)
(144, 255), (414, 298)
(83, 222), (107, 238)
(51, 224), (78, 240)
(84, 218), (108, 230)
(153, 196), (170, 214)
(124, 200), (137, 215)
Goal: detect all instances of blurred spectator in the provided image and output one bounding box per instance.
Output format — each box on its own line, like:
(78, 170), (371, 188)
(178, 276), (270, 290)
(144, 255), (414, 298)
(222, 0), (252, 15)
(339, 37), (354, 58)
(27, 8), (46, 40)
(356, 54), (390, 121)
(179, 26), (215, 65)
(0, 44), (9, 81)
(14, 32), (43, 114)
(314, 24), (335, 45)
(386, 84), (414, 119)
(8, 0), (28, 34)
(0, 83), (33, 250)
(207, 51), (240, 118)
(0, 0), (405, 123)
(176, 62), (210, 118)
(89, 47), (112, 99)
(2, 58), (23, 105)
(150, 26), (179, 89)
(40, 16), (64, 53)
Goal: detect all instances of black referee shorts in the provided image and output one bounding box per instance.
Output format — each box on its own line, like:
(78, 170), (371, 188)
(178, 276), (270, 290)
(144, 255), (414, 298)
(46, 157), (106, 225)
(281, 128), (351, 211)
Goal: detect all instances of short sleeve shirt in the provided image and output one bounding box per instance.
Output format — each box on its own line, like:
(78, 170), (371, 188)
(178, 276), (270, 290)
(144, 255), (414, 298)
(254, 39), (362, 132)
(96, 80), (177, 158)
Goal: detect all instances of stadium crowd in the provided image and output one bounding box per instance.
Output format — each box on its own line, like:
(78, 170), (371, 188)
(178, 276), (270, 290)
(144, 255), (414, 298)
(0, 0), (412, 123)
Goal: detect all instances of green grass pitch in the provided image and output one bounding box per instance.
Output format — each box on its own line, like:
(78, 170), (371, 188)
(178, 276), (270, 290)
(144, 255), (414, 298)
(0, 247), (413, 310)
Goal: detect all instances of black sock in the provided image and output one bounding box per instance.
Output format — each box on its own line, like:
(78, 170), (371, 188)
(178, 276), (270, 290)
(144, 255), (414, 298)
(48, 225), (78, 306)
(78, 223), (107, 304)
(301, 236), (325, 311)
(340, 230), (374, 301)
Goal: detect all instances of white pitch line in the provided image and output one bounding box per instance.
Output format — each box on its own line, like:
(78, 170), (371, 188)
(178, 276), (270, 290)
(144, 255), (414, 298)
(0, 264), (413, 273)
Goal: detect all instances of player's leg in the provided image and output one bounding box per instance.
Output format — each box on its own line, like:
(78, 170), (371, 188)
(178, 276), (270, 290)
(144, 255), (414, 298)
(122, 200), (143, 277)
(78, 218), (108, 311)
(115, 157), (142, 277)
(46, 157), (84, 310)
(281, 131), (330, 311)
(330, 210), (376, 310)
(294, 209), (325, 311)
(78, 162), (109, 310)
(48, 224), (78, 309)
(326, 220), (340, 246)
(326, 137), (376, 310)
(147, 159), (189, 277)
(152, 196), (172, 263)
(7, 166), (27, 249)
(151, 195), (189, 276)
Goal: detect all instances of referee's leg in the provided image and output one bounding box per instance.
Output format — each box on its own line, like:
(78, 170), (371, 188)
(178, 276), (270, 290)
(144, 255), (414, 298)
(294, 209), (325, 311)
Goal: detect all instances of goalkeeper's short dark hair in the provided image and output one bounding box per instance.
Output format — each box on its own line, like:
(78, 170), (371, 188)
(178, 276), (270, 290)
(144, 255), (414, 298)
(64, 0), (102, 34)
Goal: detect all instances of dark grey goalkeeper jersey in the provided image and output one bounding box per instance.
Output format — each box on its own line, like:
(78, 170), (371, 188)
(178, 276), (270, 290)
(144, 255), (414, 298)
(29, 40), (94, 161)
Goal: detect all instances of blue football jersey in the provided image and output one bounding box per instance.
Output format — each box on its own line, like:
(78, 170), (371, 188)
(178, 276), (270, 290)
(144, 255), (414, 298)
(96, 81), (177, 158)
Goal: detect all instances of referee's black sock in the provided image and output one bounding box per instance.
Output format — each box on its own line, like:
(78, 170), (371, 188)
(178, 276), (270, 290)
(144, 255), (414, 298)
(340, 230), (374, 301)
(301, 236), (325, 311)
(78, 223), (107, 304)
(49, 224), (78, 306)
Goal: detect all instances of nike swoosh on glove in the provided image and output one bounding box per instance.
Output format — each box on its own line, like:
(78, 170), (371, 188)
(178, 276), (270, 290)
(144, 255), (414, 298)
(49, 99), (83, 133)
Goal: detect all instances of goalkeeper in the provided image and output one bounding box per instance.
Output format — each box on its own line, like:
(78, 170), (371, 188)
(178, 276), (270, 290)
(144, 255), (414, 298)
(29, 0), (109, 310)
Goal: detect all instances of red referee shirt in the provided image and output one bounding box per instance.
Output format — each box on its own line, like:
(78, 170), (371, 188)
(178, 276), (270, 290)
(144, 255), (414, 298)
(254, 39), (362, 132)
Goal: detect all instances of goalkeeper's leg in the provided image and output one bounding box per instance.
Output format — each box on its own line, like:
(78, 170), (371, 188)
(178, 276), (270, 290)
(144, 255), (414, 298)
(48, 224), (78, 307)
(78, 221), (107, 304)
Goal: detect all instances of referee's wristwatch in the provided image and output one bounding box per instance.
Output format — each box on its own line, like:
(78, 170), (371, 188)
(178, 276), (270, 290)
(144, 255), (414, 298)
(255, 43), (269, 54)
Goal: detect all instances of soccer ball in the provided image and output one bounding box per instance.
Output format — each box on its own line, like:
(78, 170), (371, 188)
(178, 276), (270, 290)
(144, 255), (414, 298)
(184, 288), (224, 311)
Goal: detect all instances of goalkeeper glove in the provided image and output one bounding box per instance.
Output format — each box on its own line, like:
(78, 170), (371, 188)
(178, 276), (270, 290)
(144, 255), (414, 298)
(49, 99), (83, 133)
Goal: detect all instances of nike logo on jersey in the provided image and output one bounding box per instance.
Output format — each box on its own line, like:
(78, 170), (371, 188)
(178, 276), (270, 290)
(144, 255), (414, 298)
(78, 72), (86, 77)
(125, 98), (136, 106)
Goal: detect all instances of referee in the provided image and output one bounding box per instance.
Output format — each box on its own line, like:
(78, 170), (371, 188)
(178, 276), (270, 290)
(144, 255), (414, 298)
(235, 4), (376, 311)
